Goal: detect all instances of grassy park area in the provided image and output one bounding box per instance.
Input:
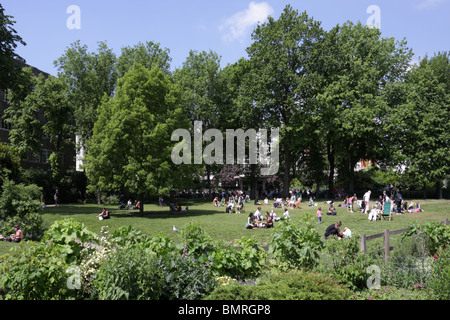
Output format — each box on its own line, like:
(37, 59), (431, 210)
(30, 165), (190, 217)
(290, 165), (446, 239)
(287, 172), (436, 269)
(1, 197), (448, 256)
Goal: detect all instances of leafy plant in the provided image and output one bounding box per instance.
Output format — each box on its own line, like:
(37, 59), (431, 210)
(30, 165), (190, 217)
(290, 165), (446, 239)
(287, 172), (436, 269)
(0, 242), (80, 300)
(41, 218), (97, 263)
(208, 237), (267, 280)
(158, 252), (217, 300)
(429, 245), (450, 300)
(269, 216), (324, 270)
(402, 221), (450, 255)
(93, 246), (164, 300)
(204, 270), (352, 300)
(319, 236), (376, 291)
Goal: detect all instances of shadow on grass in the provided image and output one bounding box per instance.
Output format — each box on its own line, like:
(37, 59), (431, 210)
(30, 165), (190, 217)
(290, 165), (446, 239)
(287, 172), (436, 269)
(41, 204), (227, 220)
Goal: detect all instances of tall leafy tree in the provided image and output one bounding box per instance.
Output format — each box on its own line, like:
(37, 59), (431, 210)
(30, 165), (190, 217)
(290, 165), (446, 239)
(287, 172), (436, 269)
(84, 64), (189, 213)
(0, 3), (26, 91)
(54, 41), (118, 150)
(173, 50), (223, 195)
(244, 5), (323, 197)
(117, 41), (172, 78)
(314, 21), (413, 193)
(4, 67), (40, 158)
(389, 52), (450, 196)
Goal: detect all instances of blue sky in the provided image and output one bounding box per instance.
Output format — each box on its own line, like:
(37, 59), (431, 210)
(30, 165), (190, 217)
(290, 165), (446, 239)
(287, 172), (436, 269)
(3, 0), (449, 76)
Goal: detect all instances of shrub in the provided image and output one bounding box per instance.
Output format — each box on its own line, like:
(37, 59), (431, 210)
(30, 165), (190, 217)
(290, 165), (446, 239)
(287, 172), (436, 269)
(208, 236), (267, 280)
(179, 221), (216, 257)
(0, 178), (42, 219)
(402, 222), (450, 255)
(0, 242), (80, 300)
(319, 236), (376, 291)
(429, 245), (450, 300)
(41, 218), (97, 263)
(93, 246), (164, 300)
(269, 217), (324, 270)
(110, 225), (153, 249)
(204, 270), (352, 300)
(158, 252), (217, 300)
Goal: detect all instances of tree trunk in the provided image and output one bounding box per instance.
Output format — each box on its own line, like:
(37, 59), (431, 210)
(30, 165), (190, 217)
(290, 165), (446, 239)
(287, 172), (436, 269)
(139, 193), (144, 214)
(326, 134), (335, 198)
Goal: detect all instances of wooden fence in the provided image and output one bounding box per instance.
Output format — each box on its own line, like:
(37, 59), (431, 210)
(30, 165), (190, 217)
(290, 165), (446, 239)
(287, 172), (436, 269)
(360, 218), (449, 262)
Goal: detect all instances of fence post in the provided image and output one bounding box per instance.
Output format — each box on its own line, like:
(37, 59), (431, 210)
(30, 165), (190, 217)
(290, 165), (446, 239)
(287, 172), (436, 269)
(360, 234), (367, 254)
(384, 229), (390, 263)
(443, 218), (449, 226)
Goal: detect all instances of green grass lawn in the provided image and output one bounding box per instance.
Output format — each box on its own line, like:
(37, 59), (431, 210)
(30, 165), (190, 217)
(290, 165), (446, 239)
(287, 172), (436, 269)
(1, 198), (449, 256)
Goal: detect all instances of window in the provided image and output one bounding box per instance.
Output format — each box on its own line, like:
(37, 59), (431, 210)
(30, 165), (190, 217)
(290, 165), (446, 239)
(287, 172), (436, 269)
(1, 117), (12, 131)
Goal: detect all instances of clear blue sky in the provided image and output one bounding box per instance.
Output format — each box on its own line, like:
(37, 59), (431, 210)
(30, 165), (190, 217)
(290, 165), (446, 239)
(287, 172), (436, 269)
(3, 0), (449, 76)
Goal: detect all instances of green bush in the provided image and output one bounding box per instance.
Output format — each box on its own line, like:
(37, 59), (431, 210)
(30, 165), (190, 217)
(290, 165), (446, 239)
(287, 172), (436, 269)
(158, 252), (217, 300)
(0, 179), (42, 219)
(319, 236), (376, 291)
(402, 222), (450, 255)
(269, 217), (324, 270)
(110, 225), (153, 249)
(42, 218), (97, 263)
(429, 245), (450, 300)
(179, 221), (216, 257)
(208, 236), (267, 280)
(204, 270), (352, 300)
(93, 246), (164, 300)
(0, 242), (80, 300)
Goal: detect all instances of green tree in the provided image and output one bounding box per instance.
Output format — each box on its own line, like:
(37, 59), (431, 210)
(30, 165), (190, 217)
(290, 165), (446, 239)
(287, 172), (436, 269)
(244, 5), (323, 197)
(389, 52), (450, 196)
(173, 50), (224, 195)
(54, 41), (118, 151)
(117, 41), (172, 78)
(3, 67), (40, 158)
(314, 21), (413, 193)
(0, 3), (26, 91)
(84, 64), (190, 213)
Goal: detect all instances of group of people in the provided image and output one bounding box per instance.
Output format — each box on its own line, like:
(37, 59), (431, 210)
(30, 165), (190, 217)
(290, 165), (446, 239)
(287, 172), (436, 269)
(246, 207), (291, 229)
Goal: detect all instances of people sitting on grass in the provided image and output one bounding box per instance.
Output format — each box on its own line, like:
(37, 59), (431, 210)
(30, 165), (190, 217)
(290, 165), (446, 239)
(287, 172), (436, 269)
(226, 201), (235, 213)
(246, 213), (256, 229)
(270, 209), (280, 221)
(264, 197), (269, 206)
(283, 208), (290, 219)
(368, 208), (378, 222)
(342, 227), (352, 239)
(0, 225), (23, 243)
(414, 201), (424, 212)
(265, 211), (273, 228)
(236, 198), (244, 213)
(254, 207), (263, 221)
(308, 196), (315, 207)
(327, 204), (336, 215)
(213, 197), (219, 207)
(97, 208), (110, 220)
(324, 221), (343, 239)
(219, 197), (226, 207)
